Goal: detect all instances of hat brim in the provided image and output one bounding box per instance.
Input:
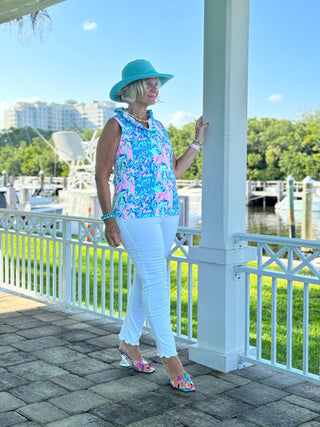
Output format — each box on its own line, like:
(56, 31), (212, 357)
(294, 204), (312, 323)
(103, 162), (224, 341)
(109, 72), (174, 102)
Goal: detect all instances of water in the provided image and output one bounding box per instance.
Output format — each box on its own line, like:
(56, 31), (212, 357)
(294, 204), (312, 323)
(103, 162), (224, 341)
(246, 206), (320, 240)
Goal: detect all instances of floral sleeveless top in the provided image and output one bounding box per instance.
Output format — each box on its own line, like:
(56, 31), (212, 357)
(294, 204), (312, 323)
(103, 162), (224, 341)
(112, 108), (179, 219)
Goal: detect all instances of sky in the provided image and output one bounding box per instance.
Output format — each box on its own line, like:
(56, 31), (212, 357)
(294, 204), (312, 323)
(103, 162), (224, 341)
(0, 0), (320, 130)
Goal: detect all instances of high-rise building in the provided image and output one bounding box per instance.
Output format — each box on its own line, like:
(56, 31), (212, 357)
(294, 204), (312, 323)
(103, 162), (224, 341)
(3, 100), (116, 131)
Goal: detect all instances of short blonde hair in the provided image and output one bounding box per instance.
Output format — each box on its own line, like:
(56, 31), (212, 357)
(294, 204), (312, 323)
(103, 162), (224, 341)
(117, 79), (147, 103)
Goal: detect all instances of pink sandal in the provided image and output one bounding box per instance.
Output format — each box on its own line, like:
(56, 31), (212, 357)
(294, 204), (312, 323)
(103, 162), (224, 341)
(119, 350), (155, 374)
(169, 372), (195, 392)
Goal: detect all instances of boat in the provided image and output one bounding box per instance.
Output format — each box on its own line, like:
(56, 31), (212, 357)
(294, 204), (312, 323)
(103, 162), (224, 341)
(275, 180), (320, 213)
(275, 197), (320, 212)
(0, 186), (63, 215)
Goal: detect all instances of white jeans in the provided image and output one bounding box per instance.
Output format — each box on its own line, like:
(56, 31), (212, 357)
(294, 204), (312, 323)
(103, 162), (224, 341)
(117, 215), (179, 358)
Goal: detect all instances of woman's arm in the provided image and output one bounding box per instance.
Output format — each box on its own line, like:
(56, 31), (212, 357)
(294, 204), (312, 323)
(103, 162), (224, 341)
(172, 116), (209, 179)
(95, 118), (122, 247)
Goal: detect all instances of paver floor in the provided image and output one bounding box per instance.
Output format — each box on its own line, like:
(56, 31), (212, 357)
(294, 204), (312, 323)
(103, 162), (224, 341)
(1, 289), (320, 427)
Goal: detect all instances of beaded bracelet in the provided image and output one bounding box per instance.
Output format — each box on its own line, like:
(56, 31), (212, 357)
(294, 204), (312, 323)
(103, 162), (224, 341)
(189, 142), (201, 152)
(101, 212), (114, 220)
(193, 139), (202, 145)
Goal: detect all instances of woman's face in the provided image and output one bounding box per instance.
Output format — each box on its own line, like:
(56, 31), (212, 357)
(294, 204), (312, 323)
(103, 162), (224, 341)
(138, 78), (159, 106)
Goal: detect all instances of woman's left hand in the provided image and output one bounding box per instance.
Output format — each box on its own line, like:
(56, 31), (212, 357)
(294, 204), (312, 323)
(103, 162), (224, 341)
(195, 116), (209, 144)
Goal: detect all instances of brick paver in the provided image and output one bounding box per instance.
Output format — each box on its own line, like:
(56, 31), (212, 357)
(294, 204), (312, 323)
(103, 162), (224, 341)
(1, 289), (320, 426)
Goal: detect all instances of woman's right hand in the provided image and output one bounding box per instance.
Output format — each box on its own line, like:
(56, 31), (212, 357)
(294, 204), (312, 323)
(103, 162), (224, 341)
(195, 116), (209, 144)
(104, 218), (121, 247)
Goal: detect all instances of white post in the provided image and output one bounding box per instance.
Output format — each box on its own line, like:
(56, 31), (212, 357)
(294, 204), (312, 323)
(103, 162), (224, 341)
(62, 218), (72, 312)
(6, 187), (17, 210)
(189, 0), (254, 372)
(302, 176), (313, 242)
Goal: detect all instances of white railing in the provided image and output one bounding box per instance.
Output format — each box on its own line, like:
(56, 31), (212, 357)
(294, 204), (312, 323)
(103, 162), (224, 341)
(2, 208), (320, 383)
(0, 176), (67, 189)
(176, 179), (202, 188)
(0, 209), (200, 342)
(233, 232), (320, 384)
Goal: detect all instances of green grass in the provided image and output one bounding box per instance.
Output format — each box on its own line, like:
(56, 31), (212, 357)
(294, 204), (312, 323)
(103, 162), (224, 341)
(2, 232), (320, 374)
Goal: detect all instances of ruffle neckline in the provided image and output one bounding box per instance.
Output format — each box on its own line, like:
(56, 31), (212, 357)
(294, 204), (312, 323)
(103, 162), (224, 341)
(115, 108), (155, 131)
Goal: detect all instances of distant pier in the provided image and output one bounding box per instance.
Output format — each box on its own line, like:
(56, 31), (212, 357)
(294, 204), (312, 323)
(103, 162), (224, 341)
(246, 180), (304, 206)
(176, 179), (305, 207)
(0, 176), (307, 208)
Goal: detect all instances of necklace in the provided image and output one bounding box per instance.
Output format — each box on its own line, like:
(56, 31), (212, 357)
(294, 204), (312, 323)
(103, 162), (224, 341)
(127, 111), (149, 123)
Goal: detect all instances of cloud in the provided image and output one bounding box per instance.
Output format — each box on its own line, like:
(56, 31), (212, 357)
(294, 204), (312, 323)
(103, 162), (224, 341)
(169, 111), (194, 128)
(268, 94), (284, 102)
(82, 21), (98, 31)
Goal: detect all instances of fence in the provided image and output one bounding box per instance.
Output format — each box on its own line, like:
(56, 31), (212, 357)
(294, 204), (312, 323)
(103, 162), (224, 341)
(234, 232), (320, 384)
(1, 208), (320, 383)
(0, 209), (200, 342)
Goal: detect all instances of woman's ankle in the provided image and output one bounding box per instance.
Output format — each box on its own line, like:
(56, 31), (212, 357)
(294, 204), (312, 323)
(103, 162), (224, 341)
(162, 355), (185, 378)
(119, 341), (142, 360)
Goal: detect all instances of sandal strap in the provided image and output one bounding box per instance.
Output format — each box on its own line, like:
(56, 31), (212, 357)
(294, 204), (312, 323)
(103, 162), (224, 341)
(170, 372), (193, 387)
(133, 359), (153, 373)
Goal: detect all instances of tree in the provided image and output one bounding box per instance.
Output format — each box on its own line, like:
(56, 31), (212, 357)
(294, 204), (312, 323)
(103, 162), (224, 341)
(168, 122), (202, 179)
(0, 127), (51, 149)
(247, 118), (295, 180)
(2, 109), (320, 182)
(8, 9), (51, 41)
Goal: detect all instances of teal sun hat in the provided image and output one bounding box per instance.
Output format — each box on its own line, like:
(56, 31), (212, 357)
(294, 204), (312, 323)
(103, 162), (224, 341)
(109, 59), (174, 102)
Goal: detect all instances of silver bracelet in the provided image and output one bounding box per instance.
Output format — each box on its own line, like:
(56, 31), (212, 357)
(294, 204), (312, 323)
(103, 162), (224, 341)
(192, 139), (202, 145)
(189, 142), (201, 152)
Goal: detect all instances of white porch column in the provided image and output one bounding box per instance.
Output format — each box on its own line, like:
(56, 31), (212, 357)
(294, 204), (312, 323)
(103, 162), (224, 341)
(189, 0), (254, 372)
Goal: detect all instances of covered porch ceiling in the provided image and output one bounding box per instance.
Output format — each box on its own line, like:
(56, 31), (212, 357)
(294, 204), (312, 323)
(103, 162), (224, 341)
(0, 0), (65, 24)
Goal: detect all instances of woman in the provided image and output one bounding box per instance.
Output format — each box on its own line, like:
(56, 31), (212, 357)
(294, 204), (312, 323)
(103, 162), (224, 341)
(95, 59), (208, 392)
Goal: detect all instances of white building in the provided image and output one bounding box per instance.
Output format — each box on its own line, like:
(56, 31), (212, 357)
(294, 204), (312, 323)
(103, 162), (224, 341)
(3, 100), (116, 131)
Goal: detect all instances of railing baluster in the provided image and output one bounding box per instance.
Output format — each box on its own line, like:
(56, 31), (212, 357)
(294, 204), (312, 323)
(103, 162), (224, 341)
(101, 249), (106, 313)
(287, 279), (293, 370)
(5, 233), (9, 285)
(85, 246), (90, 309)
(53, 238), (57, 299)
(72, 244), (76, 305)
(22, 236), (25, 290)
(46, 239), (50, 296)
(118, 252), (123, 319)
(93, 247), (98, 312)
(27, 238), (31, 291)
(78, 244), (82, 307)
(187, 263), (193, 340)
(40, 238), (44, 295)
(271, 277), (277, 365)
(245, 272), (250, 356)
(33, 237), (37, 293)
(256, 275), (262, 360)
(62, 219), (72, 308)
(177, 261), (182, 337)
(58, 241), (63, 300)
(15, 234), (20, 288)
(10, 234), (14, 286)
(303, 282), (309, 375)
(110, 250), (114, 316)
